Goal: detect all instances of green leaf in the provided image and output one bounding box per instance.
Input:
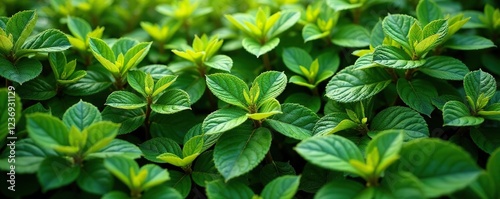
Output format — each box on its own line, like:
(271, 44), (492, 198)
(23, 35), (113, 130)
(16, 29), (71, 56)
(254, 71), (287, 106)
(331, 24), (370, 48)
(389, 138), (481, 198)
(16, 76), (57, 100)
(37, 157), (81, 192)
(284, 93), (321, 113)
(6, 10), (37, 50)
(214, 127), (272, 181)
(242, 37), (280, 58)
(105, 91), (147, 109)
(164, 170), (191, 198)
(369, 106), (429, 141)
(151, 89), (191, 114)
(269, 11), (301, 38)
(464, 70), (496, 104)
(366, 131), (403, 174)
(102, 191), (130, 199)
(140, 137), (182, 163)
(444, 35), (496, 50)
(140, 164), (170, 190)
(152, 74), (177, 97)
(202, 107), (248, 135)
(487, 148), (500, 191)
(373, 46), (425, 69)
(396, 79), (437, 116)
(127, 70), (148, 97)
(67, 16), (91, 40)
(0, 138), (57, 174)
(83, 121), (120, 155)
(265, 103), (319, 140)
(104, 156), (137, 189)
(102, 107), (145, 135)
(261, 175), (301, 199)
(77, 159), (114, 195)
(206, 73), (249, 110)
(443, 100), (484, 126)
(206, 180), (254, 199)
(470, 128), (500, 154)
(382, 14), (418, 51)
(416, 0), (443, 25)
(27, 113), (73, 151)
(62, 100), (102, 131)
(260, 161), (296, 185)
(89, 37), (119, 74)
(205, 55), (233, 72)
(302, 24), (329, 42)
(419, 56), (469, 80)
(326, 0), (362, 11)
(142, 186), (183, 199)
(123, 42), (152, 73)
(170, 72), (205, 104)
(312, 113), (358, 136)
(282, 47), (312, 75)
(295, 135), (364, 175)
(63, 65), (113, 96)
(192, 150), (223, 187)
(86, 139), (142, 159)
(326, 66), (392, 103)
(314, 179), (365, 199)
(183, 135), (203, 158)
(0, 57), (42, 84)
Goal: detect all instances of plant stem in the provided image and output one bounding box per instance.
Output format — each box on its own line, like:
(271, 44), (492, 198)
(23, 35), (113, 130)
(114, 75), (125, 90)
(262, 53), (272, 71)
(352, 8), (362, 24)
(385, 68), (399, 82)
(144, 97), (152, 140)
(311, 87), (320, 96)
(265, 150), (274, 164)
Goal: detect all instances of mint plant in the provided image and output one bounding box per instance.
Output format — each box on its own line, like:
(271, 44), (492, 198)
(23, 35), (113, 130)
(0, 10), (70, 84)
(66, 16), (104, 66)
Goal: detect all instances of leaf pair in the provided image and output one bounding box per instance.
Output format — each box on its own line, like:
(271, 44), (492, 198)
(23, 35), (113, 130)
(172, 34), (232, 72)
(140, 137), (203, 168)
(203, 71), (287, 134)
(0, 10), (71, 84)
(89, 37), (151, 77)
(49, 52), (87, 85)
(283, 47), (339, 89)
(105, 70), (191, 114)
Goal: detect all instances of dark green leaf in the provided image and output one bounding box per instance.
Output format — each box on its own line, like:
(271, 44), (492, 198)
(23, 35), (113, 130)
(62, 100), (102, 131)
(37, 157), (80, 192)
(86, 139), (142, 159)
(254, 71), (287, 106)
(77, 159), (113, 195)
(282, 47), (312, 75)
(315, 179), (366, 199)
(444, 35), (496, 50)
(206, 73), (249, 110)
(261, 175), (300, 199)
(0, 57), (42, 84)
(16, 76), (57, 100)
(142, 186), (183, 199)
(420, 56), (469, 80)
(192, 150), (223, 187)
(416, 0), (443, 25)
(17, 29), (71, 56)
(266, 103), (319, 140)
(443, 100), (484, 126)
(151, 89), (191, 114)
(206, 180), (254, 199)
(397, 79), (437, 116)
(63, 65), (113, 96)
(464, 70), (496, 104)
(259, 161), (296, 185)
(369, 106), (429, 141)
(164, 170), (190, 198)
(102, 107), (145, 134)
(382, 14), (418, 51)
(202, 107), (248, 135)
(373, 46), (425, 69)
(312, 113), (358, 136)
(0, 138), (57, 174)
(470, 128), (500, 154)
(105, 91), (147, 109)
(140, 137), (182, 163)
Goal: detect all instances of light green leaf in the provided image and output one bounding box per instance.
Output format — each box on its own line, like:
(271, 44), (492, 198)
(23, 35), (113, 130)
(416, 0), (443, 25)
(67, 16), (91, 40)
(369, 106), (429, 141)
(214, 127), (272, 181)
(0, 138), (57, 174)
(247, 98), (282, 120)
(27, 113), (72, 151)
(373, 46), (425, 69)
(289, 75), (314, 89)
(151, 89), (191, 114)
(127, 70), (148, 97)
(0, 57), (42, 84)
(86, 139), (142, 159)
(89, 37), (119, 75)
(331, 24), (370, 48)
(206, 73), (249, 110)
(206, 180), (254, 199)
(419, 56), (469, 80)
(443, 100), (484, 126)
(205, 55), (233, 72)
(142, 186), (183, 199)
(464, 70), (496, 104)
(77, 159), (114, 195)
(397, 79), (437, 116)
(261, 175), (300, 199)
(141, 164), (170, 190)
(282, 47), (312, 75)
(366, 130), (403, 174)
(302, 24), (330, 42)
(312, 113), (358, 136)
(6, 10), (37, 50)
(62, 100), (102, 131)
(242, 37), (280, 58)
(102, 191), (130, 199)
(444, 35), (496, 50)
(382, 14), (418, 51)
(17, 29), (71, 57)
(254, 71), (287, 106)
(389, 138), (481, 198)
(314, 179), (365, 199)
(153, 75), (177, 97)
(105, 91), (147, 109)
(104, 156), (139, 189)
(295, 135), (364, 175)
(83, 121), (120, 155)
(202, 107), (248, 135)
(123, 42), (152, 73)
(269, 11), (300, 38)
(326, 66), (392, 103)
(266, 103), (319, 140)
(37, 157), (81, 192)
(326, 0), (362, 11)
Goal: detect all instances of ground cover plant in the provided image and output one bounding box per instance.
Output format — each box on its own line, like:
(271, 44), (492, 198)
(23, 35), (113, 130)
(0, 0), (499, 198)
